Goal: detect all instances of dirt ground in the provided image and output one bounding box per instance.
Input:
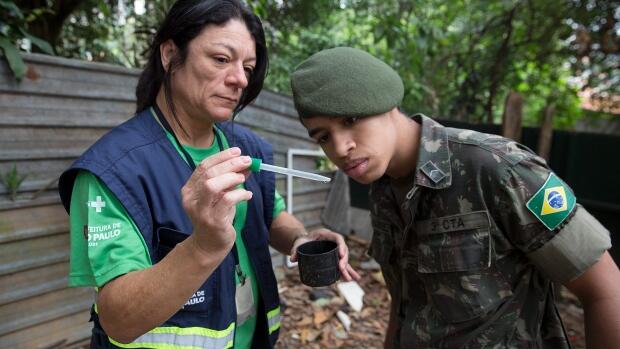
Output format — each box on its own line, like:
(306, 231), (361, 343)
(275, 235), (586, 349)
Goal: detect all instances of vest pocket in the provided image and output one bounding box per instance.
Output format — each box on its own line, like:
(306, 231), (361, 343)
(156, 226), (189, 261)
(155, 227), (217, 313)
(415, 211), (512, 323)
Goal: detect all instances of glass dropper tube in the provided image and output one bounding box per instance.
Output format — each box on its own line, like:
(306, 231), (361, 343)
(249, 158), (331, 183)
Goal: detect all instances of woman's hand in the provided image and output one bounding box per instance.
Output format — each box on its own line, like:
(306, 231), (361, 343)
(290, 228), (361, 282)
(181, 147), (252, 258)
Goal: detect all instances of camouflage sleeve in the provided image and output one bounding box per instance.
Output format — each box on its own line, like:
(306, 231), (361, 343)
(493, 156), (558, 252)
(527, 205), (611, 283)
(494, 156), (611, 283)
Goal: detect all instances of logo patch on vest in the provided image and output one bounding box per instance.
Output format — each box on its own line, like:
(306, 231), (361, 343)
(85, 223), (122, 247)
(87, 196), (106, 213)
(526, 172), (576, 230)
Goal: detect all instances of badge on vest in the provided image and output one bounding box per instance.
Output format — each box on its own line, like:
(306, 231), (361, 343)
(236, 275), (255, 325)
(526, 172), (576, 230)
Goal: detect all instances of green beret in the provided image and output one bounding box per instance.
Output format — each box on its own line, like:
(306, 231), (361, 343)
(291, 47), (404, 118)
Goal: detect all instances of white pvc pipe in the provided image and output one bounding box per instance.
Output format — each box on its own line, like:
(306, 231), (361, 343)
(285, 148), (326, 267)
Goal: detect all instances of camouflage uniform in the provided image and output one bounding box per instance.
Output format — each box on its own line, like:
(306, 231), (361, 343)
(369, 114), (611, 348)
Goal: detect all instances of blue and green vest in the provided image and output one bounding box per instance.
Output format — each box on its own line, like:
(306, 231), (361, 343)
(58, 108), (281, 348)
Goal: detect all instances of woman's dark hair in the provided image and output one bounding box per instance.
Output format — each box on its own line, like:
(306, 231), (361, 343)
(135, 0), (268, 122)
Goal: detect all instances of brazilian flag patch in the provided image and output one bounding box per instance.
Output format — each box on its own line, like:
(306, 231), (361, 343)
(526, 172), (576, 230)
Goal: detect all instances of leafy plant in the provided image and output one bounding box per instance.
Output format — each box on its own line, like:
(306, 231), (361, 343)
(0, 164), (27, 201)
(0, 0), (54, 80)
(316, 157), (337, 172)
(7, 0), (615, 128)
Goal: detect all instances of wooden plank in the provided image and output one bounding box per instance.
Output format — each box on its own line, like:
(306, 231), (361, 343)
(0, 147), (84, 161)
(236, 106), (309, 139)
(0, 204), (68, 235)
(0, 205), (69, 276)
(245, 128), (316, 151)
(0, 158), (72, 189)
(0, 233), (69, 276)
(22, 52), (140, 76)
(292, 191), (329, 208)
(0, 221), (66, 244)
(0, 65), (137, 101)
(252, 91), (298, 118)
(0, 94), (134, 127)
(0, 286), (93, 336)
(270, 154), (323, 173)
(0, 127), (105, 160)
(1, 309), (91, 349)
(0, 73), (137, 101)
(18, 59), (138, 86)
(0, 91), (136, 111)
(0, 261), (68, 305)
(0, 192), (60, 211)
(0, 54), (139, 100)
(0, 127), (107, 142)
(0, 178), (58, 197)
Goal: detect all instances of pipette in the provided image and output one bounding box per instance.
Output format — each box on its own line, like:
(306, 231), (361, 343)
(249, 158), (331, 183)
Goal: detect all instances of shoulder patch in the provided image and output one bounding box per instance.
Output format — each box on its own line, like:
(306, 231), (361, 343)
(526, 172), (576, 230)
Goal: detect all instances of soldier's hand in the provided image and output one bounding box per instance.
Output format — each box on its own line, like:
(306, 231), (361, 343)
(290, 228), (361, 282)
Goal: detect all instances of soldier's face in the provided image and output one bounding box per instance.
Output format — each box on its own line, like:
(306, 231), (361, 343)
(303, 112), (397, 184)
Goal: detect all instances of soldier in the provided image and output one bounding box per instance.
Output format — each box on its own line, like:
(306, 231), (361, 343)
(290, 47), (620, 348)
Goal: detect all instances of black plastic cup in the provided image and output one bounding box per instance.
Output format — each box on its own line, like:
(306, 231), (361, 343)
(297, 240), (340, 287)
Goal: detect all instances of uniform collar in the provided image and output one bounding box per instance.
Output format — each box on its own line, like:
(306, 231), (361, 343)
(412, 114), (452, 189)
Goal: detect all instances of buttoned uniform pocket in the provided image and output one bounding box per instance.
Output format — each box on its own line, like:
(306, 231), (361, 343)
(369, 215), (396, 265)
(369, 217), (403, 293)
(415, 211), (512, 323)
(156, 227), (217, 313)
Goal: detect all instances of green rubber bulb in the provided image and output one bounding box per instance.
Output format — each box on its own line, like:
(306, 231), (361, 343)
(249, 157), (262, 172)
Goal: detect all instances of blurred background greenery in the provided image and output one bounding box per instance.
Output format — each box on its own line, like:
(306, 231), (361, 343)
(3, 0), (618, 128)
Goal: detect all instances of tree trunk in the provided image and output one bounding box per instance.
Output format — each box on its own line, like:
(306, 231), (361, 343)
(537, 104), (555, 161)
(501, 91), (523, 142)
(485, 6), (517, 123)
(19, 0), (86, 50)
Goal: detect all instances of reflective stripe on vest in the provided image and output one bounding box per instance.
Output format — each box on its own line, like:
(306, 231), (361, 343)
(267, 306), (281, 334)
(109, 323), (235, 349)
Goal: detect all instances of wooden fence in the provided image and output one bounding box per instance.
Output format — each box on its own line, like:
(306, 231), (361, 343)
(0, 53), (331, 348)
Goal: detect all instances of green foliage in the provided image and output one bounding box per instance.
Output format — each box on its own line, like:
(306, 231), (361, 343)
(568, 0), (619, 113)
(251, 0), (614, 129)
(54, 0), (173, 67)
(0, 164), (27, 201)
(511, 61), (583, 129)
(0, 0), (53, 80)
(11, 0), (618, 129)
(316, 157), (337, 172)
(56, 0), (129, 65)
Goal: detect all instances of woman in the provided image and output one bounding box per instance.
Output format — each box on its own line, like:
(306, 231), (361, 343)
(58, 2), (359, 348)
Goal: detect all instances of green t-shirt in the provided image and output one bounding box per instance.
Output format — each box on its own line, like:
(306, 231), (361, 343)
(69, 122), (285, 349)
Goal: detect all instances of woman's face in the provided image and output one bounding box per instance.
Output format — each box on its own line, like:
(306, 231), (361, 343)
(166, 19), (256, 123)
